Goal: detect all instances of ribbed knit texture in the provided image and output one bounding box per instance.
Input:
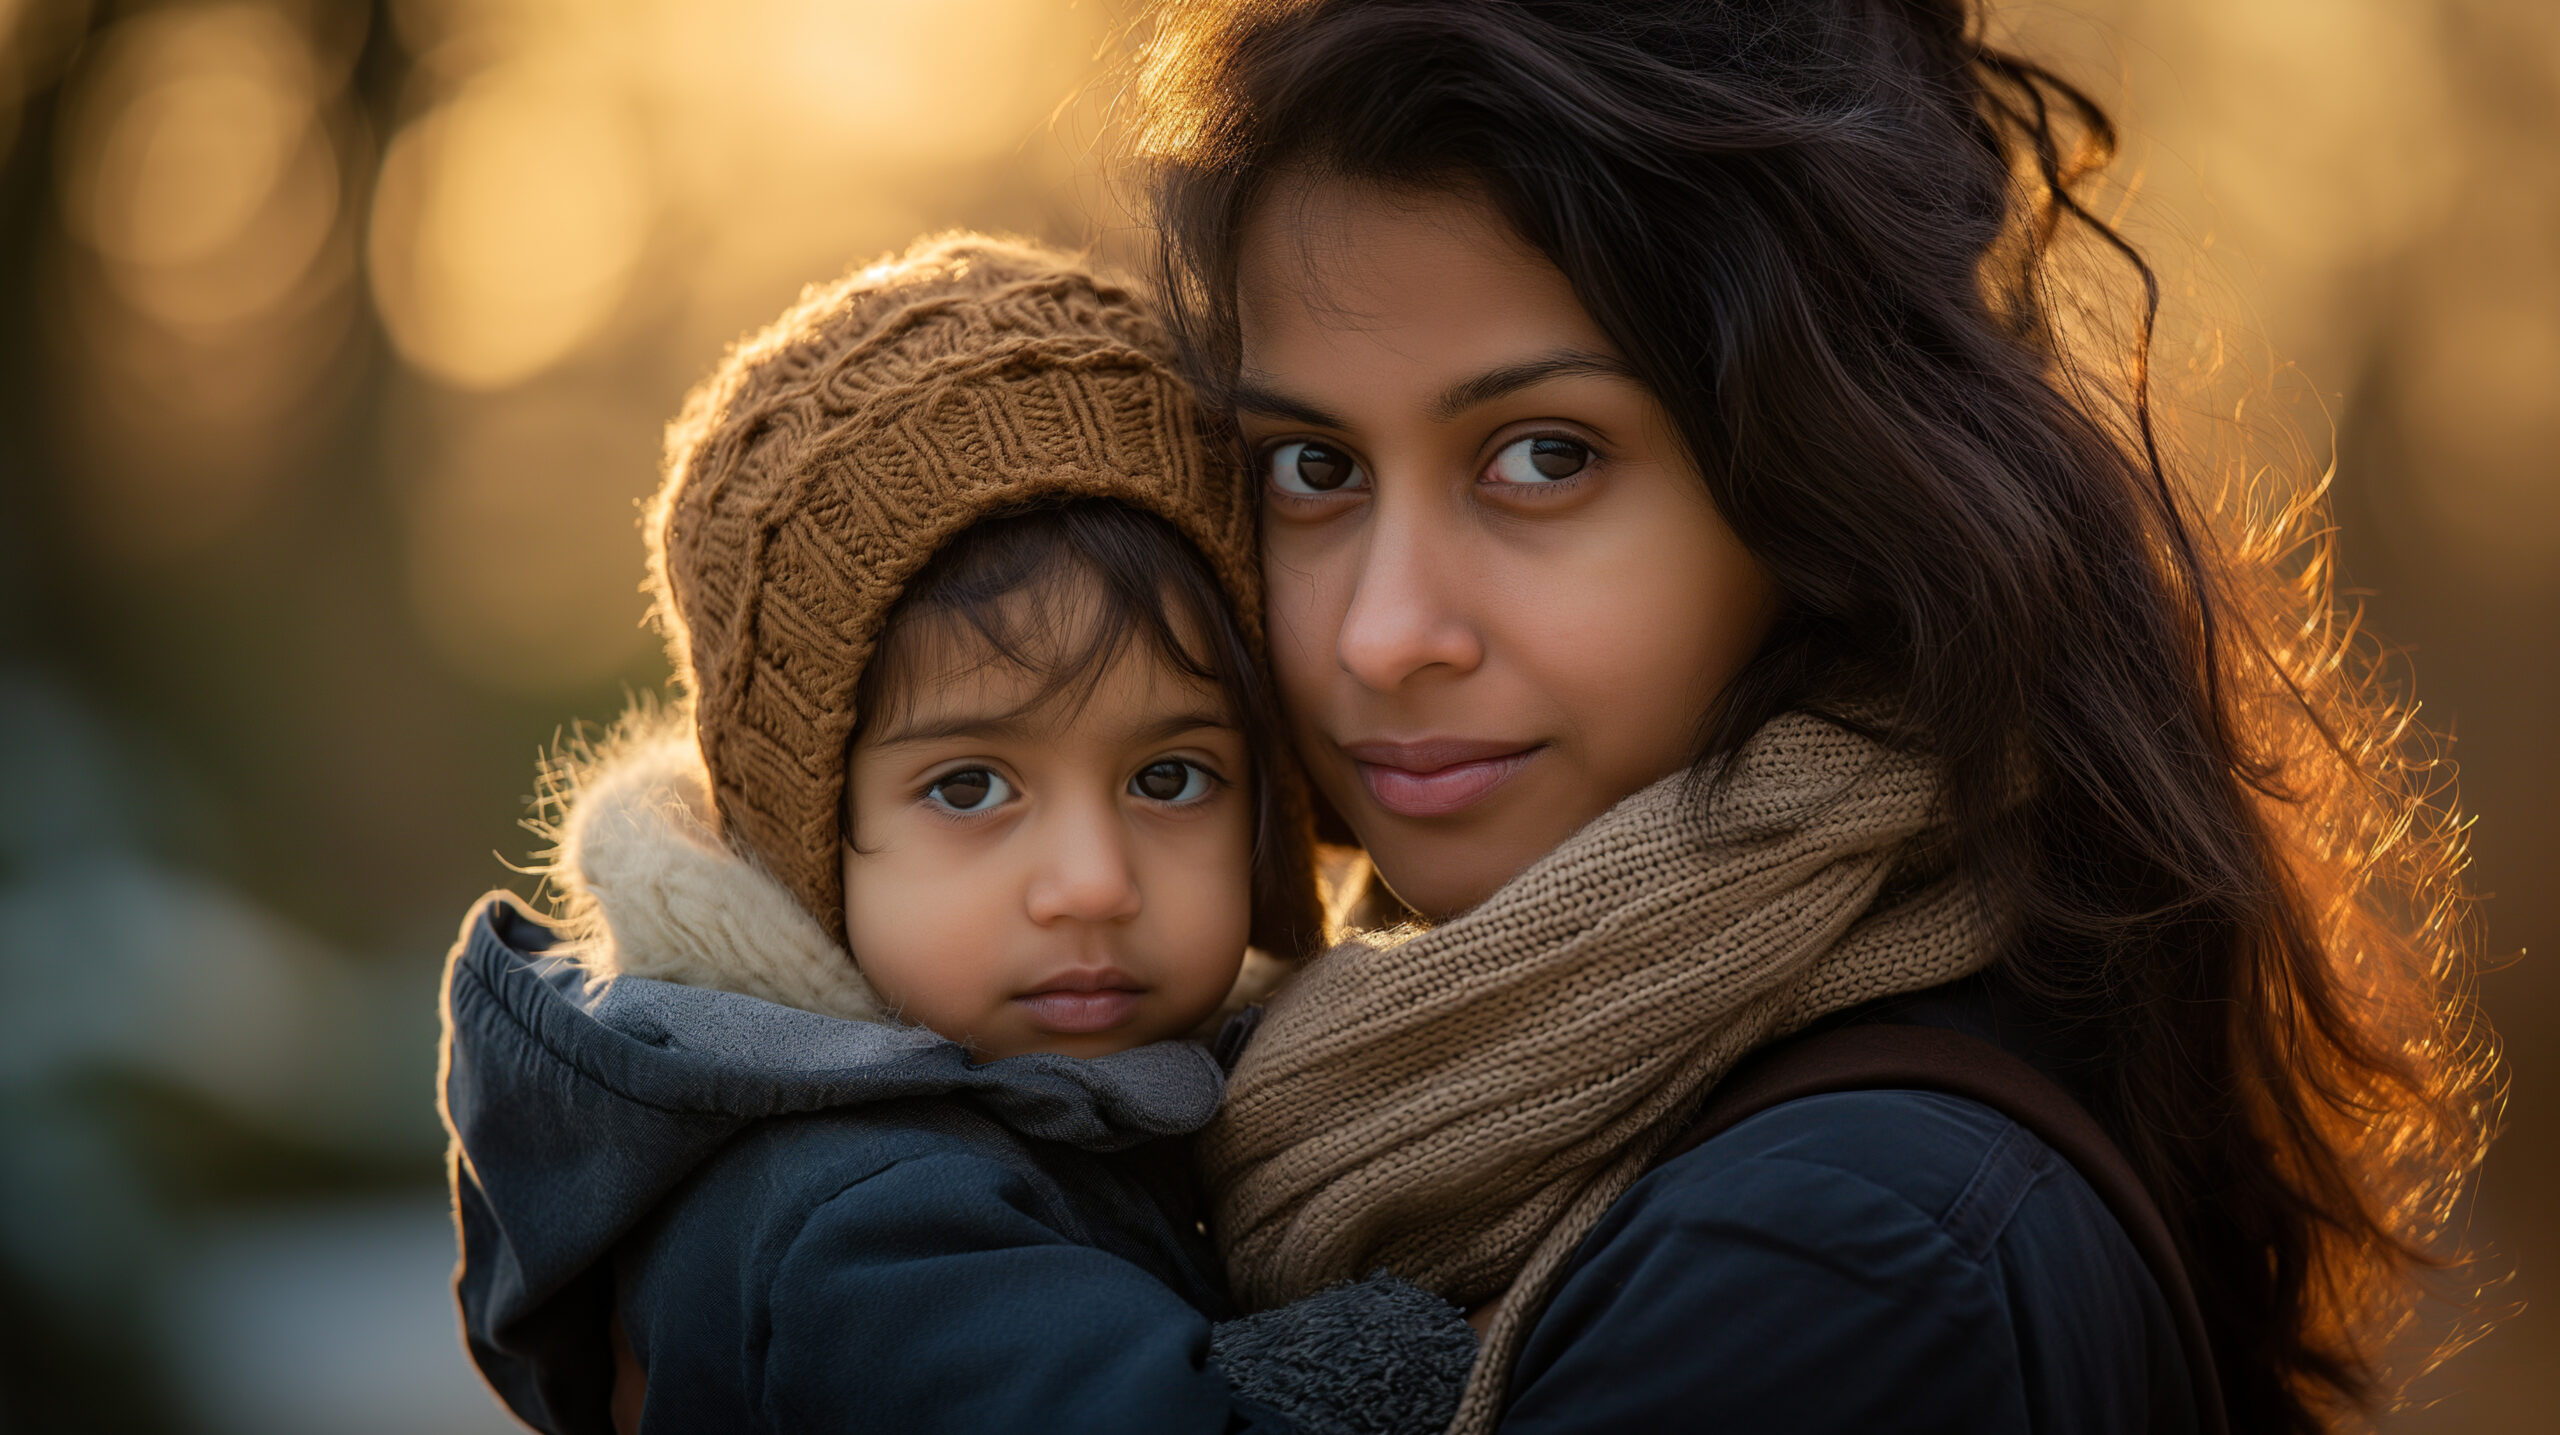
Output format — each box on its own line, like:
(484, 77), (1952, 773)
(1200, 713), (1999, 1432)
(646, 235), (1260, 940)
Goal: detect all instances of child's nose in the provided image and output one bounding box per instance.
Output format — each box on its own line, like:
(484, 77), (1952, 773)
(1023, 803), (1144, 926)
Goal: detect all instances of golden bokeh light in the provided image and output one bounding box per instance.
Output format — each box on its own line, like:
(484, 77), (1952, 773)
(2179, 1), (2458, 277)
(58, 3), (341, 333)
(369, 0), (1108, 399)
(48, 0), (357, 562)
(65, 8), (311, 269)
(368, 63), (653, 391)
(626, 0), (1090, 169)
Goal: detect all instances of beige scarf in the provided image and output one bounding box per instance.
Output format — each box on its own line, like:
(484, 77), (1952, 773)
(1201, 713), (1998, 1431)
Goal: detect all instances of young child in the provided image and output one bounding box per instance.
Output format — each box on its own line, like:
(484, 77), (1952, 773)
(437, 237), (1474, 1435)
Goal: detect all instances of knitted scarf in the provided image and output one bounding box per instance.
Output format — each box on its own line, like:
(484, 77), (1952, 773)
(1200, 713), (1998, 1431)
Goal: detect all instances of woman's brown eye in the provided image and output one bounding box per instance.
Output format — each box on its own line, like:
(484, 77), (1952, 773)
(1486, 435), (1593, 486)
(1269, 441), (1368, 496)
(1131, 760), (1211, 803)
(1530, 438), (1588, 478)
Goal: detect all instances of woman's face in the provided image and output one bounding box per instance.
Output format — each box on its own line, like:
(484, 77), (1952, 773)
(1236, 181), (1774, 918)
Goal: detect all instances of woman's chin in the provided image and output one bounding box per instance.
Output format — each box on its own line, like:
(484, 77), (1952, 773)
(1334, 770), (1597, 921)
(1358, 832), (1541, 922)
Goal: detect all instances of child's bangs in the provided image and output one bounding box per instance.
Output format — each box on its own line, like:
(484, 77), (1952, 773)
(857, 502), (1247, 735)
(852, 498), (1314, 962)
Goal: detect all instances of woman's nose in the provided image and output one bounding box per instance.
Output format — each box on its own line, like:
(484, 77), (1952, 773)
(1334, 497), (1484, 691)
(1022, 800), (1145, 927)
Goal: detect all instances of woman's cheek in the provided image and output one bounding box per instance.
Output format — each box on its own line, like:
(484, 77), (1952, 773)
(1481, 477), (1771, 802)
(1262, 536), (1359, 773)
(1536, 552), (1724, 709)
(1263, 533), (1346, 695)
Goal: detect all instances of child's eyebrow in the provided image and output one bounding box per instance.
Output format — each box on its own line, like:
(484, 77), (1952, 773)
(1132, 710), (1241, 744)
(866, 711), (1033, 747)
(867, 707), (1239, 748)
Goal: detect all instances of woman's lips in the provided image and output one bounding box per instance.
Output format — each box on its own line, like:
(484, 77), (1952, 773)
(1015, 971), (1145, 1034)
(1342, 739), (1543, 818)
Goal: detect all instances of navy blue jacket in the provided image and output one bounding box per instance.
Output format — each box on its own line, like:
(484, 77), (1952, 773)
(440, 896), (1470, 1435)
(1503, 984), (2199, 1434)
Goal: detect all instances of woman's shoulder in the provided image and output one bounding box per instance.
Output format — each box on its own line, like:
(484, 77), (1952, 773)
(1502, 1089), (2197, 1434)
(1663, 1085), (2035, 1215)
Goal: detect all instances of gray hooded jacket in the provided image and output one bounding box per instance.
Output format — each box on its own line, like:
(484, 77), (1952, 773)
(438, 733), (1472, 1435)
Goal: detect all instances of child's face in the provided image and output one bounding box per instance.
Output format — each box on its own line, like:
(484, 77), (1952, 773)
(841, 616), (1255, 1060)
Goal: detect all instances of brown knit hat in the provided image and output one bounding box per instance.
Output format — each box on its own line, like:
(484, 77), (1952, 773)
(646, 234), (1268, 943)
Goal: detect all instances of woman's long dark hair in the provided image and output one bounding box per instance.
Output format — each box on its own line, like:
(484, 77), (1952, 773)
(1135, 2), (2494, 1429)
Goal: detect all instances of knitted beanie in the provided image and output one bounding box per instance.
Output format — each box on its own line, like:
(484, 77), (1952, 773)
(646, 234), (1264, 943)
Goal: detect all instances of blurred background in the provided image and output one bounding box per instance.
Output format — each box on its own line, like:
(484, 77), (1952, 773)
(0, 0), (2545, 1430)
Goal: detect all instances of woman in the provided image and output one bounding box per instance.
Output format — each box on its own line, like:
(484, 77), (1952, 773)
(1136, 2), (2492, 1432)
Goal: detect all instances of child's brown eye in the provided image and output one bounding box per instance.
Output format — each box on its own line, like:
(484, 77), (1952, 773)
(925, 769), (1009, 813)
(1131, 760), (1213, 804)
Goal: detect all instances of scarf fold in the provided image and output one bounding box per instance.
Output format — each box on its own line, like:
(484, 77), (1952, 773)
(1200, 713), (1998, 1431)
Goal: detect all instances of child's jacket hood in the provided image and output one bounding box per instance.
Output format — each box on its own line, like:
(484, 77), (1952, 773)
(438, 732), (1226, 1423)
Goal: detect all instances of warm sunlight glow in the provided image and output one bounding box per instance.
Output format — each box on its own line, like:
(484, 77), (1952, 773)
(61, 4), (337, 332)
(366, 0), (1099, 395)
(368, 64), (652, 391)
(3, 5), (2554, 1429)
(50, 1), (353, 561)
(76, 25), (302, 267)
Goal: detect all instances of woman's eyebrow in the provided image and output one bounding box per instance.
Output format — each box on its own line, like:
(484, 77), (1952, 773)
(1232, 348), (1635, 429)
(1431, 349), (1638, 421)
